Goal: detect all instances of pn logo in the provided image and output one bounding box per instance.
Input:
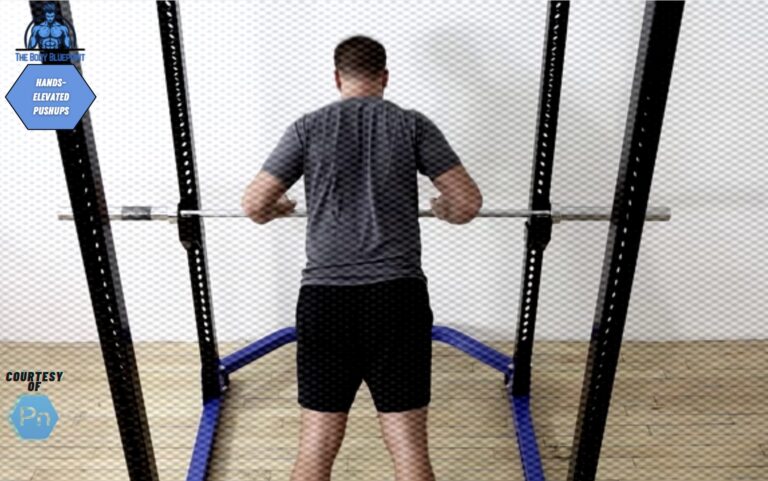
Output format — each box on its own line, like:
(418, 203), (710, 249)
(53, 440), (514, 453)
(8, 394), (59, 441)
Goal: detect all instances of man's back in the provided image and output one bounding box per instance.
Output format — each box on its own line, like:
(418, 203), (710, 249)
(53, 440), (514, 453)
(262, 96), (461, 285)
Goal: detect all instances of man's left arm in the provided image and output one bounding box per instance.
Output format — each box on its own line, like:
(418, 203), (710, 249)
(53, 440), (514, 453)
(241, 121), (305, 224)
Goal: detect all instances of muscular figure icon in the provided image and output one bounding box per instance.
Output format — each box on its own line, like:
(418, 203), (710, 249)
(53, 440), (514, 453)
(27, 2), (71, 50)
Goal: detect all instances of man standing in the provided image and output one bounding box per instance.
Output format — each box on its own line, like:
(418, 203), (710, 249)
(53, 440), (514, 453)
(242, 35), (482, 481)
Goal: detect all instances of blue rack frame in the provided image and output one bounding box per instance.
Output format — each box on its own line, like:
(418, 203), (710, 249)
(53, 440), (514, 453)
(187, 325), (546, 481)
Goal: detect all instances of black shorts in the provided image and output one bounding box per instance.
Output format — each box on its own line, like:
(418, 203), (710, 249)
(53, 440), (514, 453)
(296, 277), (433, 413)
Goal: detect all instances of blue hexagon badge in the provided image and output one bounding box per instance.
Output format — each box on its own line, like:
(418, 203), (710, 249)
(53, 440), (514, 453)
(8, 394), (59, 440)
(6, 64), (95, 130)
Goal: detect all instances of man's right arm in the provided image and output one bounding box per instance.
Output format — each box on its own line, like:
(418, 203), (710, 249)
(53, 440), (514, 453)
(413, 112), (482, 224)
(430, 165), (482, 224)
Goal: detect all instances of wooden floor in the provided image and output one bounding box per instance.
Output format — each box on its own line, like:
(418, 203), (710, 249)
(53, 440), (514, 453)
(1, 339), (766, 481)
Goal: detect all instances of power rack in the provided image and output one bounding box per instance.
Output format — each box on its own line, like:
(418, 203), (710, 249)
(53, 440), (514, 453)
(43, 1), (683, 480)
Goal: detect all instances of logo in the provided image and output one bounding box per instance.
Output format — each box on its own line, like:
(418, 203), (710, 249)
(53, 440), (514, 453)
(8, 394), (60, 441)
(16, 1), (85, 63)
(23, 2), (81, 51)
(7, 1), (94, 130)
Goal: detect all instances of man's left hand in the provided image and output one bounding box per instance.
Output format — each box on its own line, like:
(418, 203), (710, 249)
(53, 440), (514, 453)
(274, 195), (297, 218)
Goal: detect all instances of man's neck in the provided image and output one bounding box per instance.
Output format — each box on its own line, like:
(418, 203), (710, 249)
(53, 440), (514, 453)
(341, 91), (383, 100)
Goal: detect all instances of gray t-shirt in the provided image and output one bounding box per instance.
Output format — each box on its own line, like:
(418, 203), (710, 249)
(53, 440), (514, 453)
(261, 96), (461, 286)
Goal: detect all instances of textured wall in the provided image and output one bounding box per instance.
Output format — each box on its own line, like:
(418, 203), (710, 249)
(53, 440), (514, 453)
(1, 0), (765, 342)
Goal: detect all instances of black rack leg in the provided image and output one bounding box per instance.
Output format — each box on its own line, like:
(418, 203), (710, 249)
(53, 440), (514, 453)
(511, 0), (569, 397)
(29, 1), (160, 479)
(567, 3), (684, 480)
(156, 0), (227, 402)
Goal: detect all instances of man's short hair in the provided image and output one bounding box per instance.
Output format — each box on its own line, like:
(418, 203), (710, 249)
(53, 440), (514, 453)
(334, 36), (386, 79)
(43, 2), (56, 13)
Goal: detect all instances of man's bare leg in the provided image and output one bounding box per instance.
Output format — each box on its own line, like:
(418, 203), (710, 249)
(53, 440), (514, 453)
(378, 407), (435, 481)
(290, 408), (348, 481)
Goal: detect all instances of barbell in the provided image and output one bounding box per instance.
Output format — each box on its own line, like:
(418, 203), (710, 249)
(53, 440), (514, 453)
(58, 204), (671, 223)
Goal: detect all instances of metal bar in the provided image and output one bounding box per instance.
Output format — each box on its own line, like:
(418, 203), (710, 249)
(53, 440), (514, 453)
(220, 326), (515, 378)
(186, 398), (222, 481)
(30, 2), (159, 480)
(182, 207), (548, 219)
(220, 327), (297, 376)
(431, 326), (513, 375)
(509, 394), (546, 481)
(512, 0), (569, 400)
(58, 204), (672, 222)
(568, 3), (684, 481)
(156, 0), (227, 403)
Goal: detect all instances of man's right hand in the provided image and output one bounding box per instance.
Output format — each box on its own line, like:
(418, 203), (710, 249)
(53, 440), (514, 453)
(430, 195), (480, 224)
(429, 165), (482, 224)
